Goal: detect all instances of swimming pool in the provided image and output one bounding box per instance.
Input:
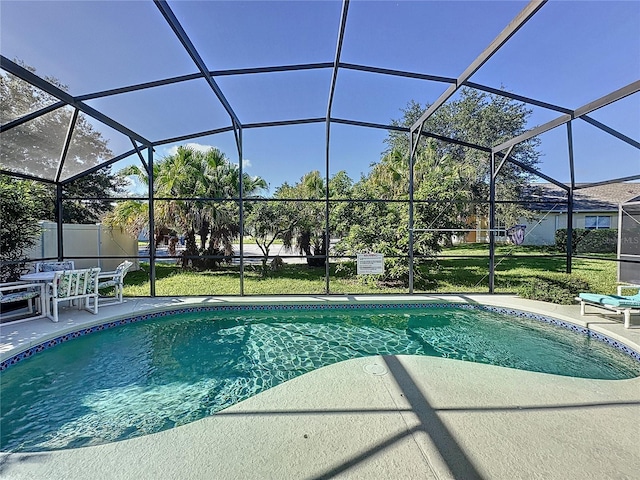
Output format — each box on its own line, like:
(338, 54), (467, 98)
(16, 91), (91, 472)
(1, 303), (639, 452)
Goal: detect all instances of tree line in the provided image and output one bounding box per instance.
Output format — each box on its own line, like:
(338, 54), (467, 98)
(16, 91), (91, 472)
(106, 88), (539, 286)
(1, 63), (540, 285)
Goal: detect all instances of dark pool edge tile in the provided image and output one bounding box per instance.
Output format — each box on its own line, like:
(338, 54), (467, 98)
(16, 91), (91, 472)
(2, 303), (639, 371)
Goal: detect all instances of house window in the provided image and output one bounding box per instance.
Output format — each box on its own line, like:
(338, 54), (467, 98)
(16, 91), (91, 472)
(584, 215), (611, 230)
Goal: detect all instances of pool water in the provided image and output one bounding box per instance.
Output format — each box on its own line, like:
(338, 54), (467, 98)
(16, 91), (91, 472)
(1, 306), (639, 452)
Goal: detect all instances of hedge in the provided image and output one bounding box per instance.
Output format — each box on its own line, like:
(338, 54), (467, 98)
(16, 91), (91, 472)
(555, 228), (617, 254)
(518, 274), (590, 305)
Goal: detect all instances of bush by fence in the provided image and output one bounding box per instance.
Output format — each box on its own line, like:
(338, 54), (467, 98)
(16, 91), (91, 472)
(555, 228), (617, 254)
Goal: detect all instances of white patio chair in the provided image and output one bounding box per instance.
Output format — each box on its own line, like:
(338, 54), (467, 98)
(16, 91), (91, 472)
(97, 261), (133, 306)
(48, 268), (100, 323)
(0, 281), (46, 322)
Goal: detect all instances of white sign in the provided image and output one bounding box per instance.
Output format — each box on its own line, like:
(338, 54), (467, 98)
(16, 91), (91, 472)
(357, 253), (384, 275)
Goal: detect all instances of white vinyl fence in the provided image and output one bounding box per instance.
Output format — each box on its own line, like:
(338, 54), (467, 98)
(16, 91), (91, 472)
(24, 221), (139, 272)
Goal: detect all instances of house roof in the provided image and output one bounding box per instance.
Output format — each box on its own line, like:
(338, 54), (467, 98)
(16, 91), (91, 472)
(526, 183), (640, 212)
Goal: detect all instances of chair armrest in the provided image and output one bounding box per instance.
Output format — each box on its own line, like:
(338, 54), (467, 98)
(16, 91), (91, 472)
(98, 271), (118, 279)
(1, 281), (30, 287)
(617, 284), (640, 296)
(1, 282), (44, 293)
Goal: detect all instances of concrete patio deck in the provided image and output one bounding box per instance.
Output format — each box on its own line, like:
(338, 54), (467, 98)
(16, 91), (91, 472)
(1, 295), (639, 479)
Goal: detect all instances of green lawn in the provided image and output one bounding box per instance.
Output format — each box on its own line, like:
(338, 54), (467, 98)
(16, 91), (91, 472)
(426, 244), (617, 294)
(122, 245), (618, 297)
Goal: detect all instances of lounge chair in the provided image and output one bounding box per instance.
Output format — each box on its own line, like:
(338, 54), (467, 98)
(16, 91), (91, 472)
(576, 289), (640, 328)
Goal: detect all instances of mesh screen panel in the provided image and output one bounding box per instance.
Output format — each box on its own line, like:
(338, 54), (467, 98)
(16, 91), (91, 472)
(0, 106), (74, 180)
(0, 72), (60, 124)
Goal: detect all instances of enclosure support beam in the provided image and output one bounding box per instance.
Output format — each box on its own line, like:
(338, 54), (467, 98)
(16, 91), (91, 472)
(324, 0), (350, 294)
(154, 0), (241, 130)
(0, 101), (65, 133)
(574, 80), (640, 118)
(325, 116), (331, 295)
(152, 116), (491, 154)
(464, 81), (572, 114)
(235, 124), (245, 296)
(62, 147), (141, 185)
(580, 115), (640, 150)
(55, 109), (79, 183)
(411, 0), (546, 134)
(408, 131), (417, 294)
(0, 169), (57, 184)
(340, 63), (456, 85)
(493, 114), (572, 153)
(408, 127), (424, 294)
(0, 56), (152, 146)
(493, 144), (514, 179)
(54, 110), (77, 262)
(131, 139), (149, 175)
(72, 60), (574, 117)
(148, 148), (156, 297)
(331, 118), (491, 152)
(493, 80), (640, 154)
(244, 118), (325, 130)
(566, 122), (575, 273)
(153, 126), (236, 147)
(566, 189), (574, 274)
(77, 63), (333, 102)
(574, 174), (640, 189)
(56, 183), (64, 262)
(499, 156), (569, 191)
(489, 153), (496, 293)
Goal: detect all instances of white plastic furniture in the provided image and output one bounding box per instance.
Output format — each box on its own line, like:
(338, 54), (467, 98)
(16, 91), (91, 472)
(34, 260), (75, 273)
(97, 261), (133, 305)
(617, 284), (640, 295)
(576, 288), (640, 329)
(48, 268), (101, 323)
(0, 281), (47, 322)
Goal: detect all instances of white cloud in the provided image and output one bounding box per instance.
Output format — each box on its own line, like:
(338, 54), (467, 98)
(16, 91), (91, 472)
(165, 142), (217, 156)
(242, 158), (252, 169)
(121, 176), (147, 195)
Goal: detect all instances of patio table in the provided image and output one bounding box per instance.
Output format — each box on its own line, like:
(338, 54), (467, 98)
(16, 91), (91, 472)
(20, 272), (56, 283)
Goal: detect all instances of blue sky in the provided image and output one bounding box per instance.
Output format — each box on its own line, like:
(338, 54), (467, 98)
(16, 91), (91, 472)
(1, 0), (638, 193)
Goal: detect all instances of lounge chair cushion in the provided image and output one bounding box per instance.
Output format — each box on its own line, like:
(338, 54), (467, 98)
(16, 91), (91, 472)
(0, 290), (40, 303)
(578, 293), (640, 308)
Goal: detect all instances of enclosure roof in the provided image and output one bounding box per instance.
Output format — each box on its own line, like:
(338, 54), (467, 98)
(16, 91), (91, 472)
(0, 0), (638, 188)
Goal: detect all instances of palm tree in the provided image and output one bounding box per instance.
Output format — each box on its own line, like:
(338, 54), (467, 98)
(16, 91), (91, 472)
(106, 145), (267, 269)
(276, 170), (327, 267)
(187, 148), (267, 261)
(114, 147), (195, 247)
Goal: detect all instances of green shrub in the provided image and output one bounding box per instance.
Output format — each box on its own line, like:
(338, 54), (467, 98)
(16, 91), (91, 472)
(518, 274), (590, 304)
(0, 177), (48, 281)
(555, 228), (617, 254)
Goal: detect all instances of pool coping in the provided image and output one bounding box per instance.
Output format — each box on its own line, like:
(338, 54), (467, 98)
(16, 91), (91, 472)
(2, 294), (640, 367)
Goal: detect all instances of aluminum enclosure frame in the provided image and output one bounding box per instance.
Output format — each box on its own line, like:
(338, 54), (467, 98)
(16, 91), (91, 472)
(1, 0), (638, 296)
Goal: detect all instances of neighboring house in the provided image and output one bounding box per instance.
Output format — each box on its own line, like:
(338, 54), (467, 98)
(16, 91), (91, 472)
(460, 183), (640, 246)
(518, 183), (640, 246)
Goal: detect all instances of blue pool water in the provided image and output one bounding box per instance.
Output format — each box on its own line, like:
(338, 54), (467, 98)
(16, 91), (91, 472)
(1, 306), (639, 452)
